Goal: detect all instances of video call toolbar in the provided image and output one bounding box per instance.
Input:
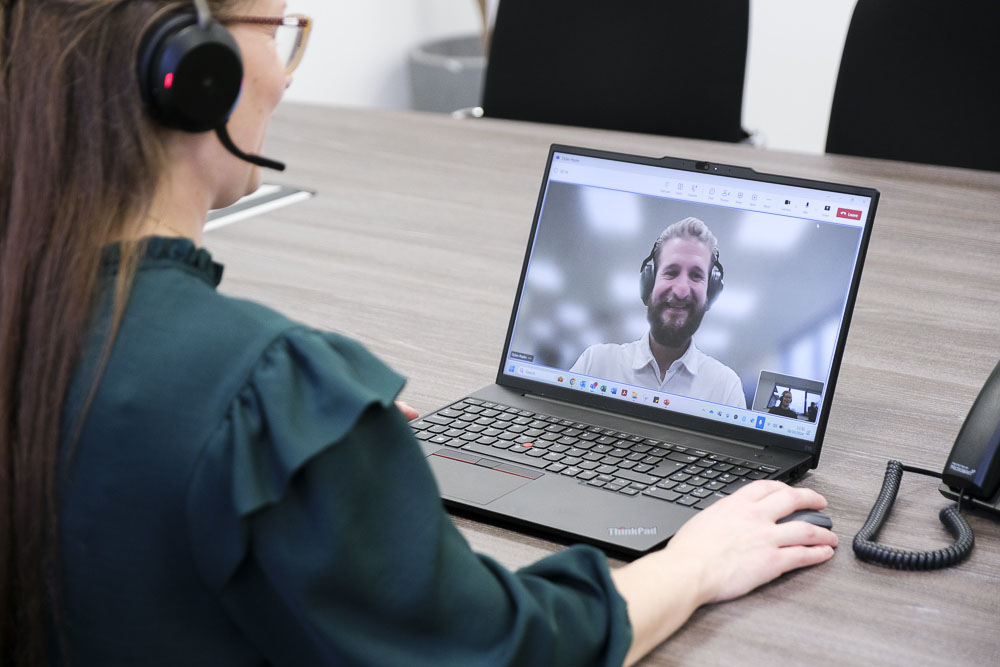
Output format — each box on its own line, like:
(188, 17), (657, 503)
(548, 153), (870, 227)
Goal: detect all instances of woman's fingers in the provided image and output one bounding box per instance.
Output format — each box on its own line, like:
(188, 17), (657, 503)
(773, 544), (837, 572)
(773, 520), (839, 548)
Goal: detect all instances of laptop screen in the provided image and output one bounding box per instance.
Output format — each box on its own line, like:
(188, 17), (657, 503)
(499, 145), (877, 455)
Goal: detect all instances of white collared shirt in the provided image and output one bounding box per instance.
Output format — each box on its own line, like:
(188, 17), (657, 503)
(570, 334), (746, 408)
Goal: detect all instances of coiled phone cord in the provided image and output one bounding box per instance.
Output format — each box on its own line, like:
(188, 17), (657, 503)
(852, 460), (974, 570)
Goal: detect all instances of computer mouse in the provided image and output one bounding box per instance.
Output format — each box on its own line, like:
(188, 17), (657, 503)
(777, 509), (833, 529)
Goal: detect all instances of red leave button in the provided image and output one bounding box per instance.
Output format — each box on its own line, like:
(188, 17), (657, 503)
(837, 208), (862, 220)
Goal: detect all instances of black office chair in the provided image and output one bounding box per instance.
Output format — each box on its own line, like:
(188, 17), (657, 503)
(826, 0), (1000, 171)
(479, 0), (752, 143)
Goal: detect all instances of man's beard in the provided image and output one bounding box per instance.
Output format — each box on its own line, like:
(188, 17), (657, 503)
(647, 295), (707, 348)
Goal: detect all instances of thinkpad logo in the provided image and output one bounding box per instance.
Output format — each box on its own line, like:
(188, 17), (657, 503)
(608, 526), (657, 537)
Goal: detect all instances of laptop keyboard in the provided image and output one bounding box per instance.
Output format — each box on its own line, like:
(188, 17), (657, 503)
(410, 397), (779, 511)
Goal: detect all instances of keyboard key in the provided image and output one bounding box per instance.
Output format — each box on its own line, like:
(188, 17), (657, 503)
(643, 488), (681, 502)
(667, 452), (700, 464)
(560, 466), (583, 477)
(425, 415), (455, 426)
(648, 461), (687, 478)
(596, 465), (618, 475)
(547, 463), (567, 473)
(462, 443), (549, 469)
(724, 479), (754, 494)
(618, 487), (640, 496)
(578, 471), (598, 481)
(676, 495), (699, 507)
(747, 470), (768, 480)
(615, 469), (658, 486)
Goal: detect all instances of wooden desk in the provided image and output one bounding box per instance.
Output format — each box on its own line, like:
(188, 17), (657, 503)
(207, 103), (1000, 666)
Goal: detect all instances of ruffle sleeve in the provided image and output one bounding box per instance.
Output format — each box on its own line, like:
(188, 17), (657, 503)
(185, 327), (631, 666)
(186, 327), (405, 591)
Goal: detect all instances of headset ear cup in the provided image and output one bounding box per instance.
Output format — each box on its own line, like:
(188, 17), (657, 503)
(139, 13), (243, 132)
(706, 261), (724, 308)
(639, 263), (654, 305)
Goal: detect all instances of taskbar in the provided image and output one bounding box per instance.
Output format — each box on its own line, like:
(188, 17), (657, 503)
(504, 361), (817, 442)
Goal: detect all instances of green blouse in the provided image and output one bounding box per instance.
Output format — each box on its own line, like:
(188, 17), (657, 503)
(59, 238), (631, 666)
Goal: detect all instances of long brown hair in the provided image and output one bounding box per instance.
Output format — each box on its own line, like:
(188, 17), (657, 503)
(0, 0), (233, 663)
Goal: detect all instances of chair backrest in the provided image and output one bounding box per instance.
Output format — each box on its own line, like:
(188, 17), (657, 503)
(481, 0), (750, 143)
(826, 0), (1000, 171)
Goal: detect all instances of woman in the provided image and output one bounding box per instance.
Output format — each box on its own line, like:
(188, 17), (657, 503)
(0, 1), (837, 665)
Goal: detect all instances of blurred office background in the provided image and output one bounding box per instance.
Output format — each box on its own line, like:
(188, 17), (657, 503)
(283, 0), (858, 155)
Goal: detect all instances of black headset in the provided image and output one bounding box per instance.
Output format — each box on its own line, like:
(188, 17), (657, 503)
(138, 0), (242, 132)
(639, 238), (725, 308)
(137, 0), (285, 170)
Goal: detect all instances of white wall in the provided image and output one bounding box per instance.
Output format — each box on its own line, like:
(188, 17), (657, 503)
(284, 0), (857, 155)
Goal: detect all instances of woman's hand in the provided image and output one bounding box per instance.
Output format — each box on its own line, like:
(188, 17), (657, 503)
(667, 480), (837, 605)
(395, 401), (419, 421)
(612, 480), (837, 666)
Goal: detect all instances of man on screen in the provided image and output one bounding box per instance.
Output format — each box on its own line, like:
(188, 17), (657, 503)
(570, 217), (746, 408)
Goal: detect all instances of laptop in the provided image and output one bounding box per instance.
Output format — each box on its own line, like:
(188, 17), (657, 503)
(411, 145), (878, 556)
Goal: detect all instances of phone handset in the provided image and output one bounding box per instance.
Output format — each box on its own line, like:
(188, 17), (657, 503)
(941, 360), (1000, 501)
(853, 359), (1000, 570)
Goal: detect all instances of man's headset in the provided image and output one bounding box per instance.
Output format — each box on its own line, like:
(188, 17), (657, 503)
(137, 0), (285, 171)
(639, 239), (725, 308)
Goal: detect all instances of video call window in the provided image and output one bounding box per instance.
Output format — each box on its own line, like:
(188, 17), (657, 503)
(507, 178), (864, 414)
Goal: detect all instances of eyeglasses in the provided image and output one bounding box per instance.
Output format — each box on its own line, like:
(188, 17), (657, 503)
(217, 14), (312, 74)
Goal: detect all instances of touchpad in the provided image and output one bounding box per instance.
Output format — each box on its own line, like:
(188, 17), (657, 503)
(428, 454), (533, 505)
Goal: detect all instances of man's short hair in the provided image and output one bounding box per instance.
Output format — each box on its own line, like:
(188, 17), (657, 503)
(652, 217), (719, 270)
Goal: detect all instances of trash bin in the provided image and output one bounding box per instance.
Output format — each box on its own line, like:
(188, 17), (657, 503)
(408, 35), (486, 113)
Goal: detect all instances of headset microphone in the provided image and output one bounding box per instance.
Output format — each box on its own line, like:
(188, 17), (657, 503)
(216, 126), (286, 171)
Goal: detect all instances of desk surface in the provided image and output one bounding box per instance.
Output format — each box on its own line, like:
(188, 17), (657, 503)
(207, 103), (1000, 666)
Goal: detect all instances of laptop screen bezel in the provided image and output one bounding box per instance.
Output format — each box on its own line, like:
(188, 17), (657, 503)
(493, 144), (879, 466)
